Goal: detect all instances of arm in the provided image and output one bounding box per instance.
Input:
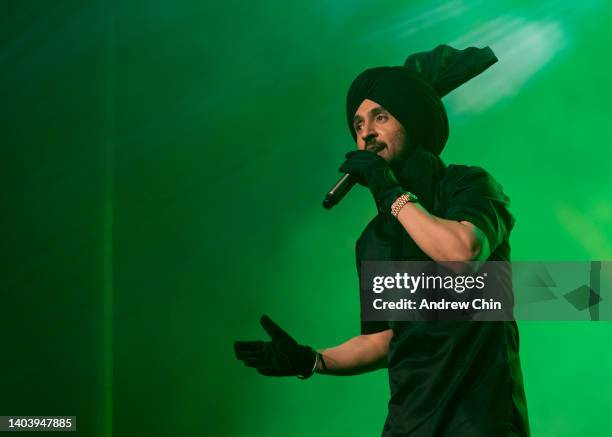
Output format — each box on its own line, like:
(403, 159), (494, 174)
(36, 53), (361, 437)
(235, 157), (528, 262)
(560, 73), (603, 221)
(234, 316), (392, 378)
(395, 201), (490, 262)
(316, 329), (393, 376)
(338, 151), (491, 263)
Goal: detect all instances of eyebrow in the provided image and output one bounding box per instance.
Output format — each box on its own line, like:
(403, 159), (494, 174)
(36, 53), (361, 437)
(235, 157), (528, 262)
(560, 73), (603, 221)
(353, 106), (387, 124)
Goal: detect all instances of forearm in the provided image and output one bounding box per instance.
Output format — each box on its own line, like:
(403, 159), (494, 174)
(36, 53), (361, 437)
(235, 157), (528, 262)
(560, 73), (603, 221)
(316, 330), (392, 376)
(395, 202), (486, 262)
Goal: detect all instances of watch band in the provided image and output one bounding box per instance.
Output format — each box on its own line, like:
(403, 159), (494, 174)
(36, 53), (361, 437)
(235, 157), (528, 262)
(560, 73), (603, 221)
(390, 192), (418, 217)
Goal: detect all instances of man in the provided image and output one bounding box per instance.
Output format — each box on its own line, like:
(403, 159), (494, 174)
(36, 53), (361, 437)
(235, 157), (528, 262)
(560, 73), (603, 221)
(234, 45), (530, 436)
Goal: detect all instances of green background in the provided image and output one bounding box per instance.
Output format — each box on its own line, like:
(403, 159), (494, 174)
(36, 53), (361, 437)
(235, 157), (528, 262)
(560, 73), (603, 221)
(2, 0), (612, 435)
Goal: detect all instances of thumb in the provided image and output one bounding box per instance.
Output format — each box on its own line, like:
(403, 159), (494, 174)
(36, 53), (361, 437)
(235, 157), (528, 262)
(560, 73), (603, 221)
(260, 315), (291, 341)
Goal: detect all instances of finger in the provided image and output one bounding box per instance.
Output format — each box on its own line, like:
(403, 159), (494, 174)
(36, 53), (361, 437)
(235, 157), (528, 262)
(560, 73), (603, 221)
(234, 340), (264, 351)
(345, 149), (378, 159)
(339, 163), (367, 185)
(339, 157), (369, 172)
(344, 150), (367, 159)
(235, 343), (266, 359)
(242, 355), (268, 367)
(234, 341), (264, 358)
(256, 367), (281, 377)
(235, 348), (264, 361)
(338, 161), (351, 173)
(260, 315), (290, 340)
(341, 156), (379, 172)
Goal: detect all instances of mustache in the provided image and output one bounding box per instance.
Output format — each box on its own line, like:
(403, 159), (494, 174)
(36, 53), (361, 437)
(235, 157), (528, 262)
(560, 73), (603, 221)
(365, 141), (387, 151)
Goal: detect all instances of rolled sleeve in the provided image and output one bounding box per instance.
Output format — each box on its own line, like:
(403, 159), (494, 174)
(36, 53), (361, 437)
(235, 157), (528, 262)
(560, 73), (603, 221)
(442, 166), (515, 253)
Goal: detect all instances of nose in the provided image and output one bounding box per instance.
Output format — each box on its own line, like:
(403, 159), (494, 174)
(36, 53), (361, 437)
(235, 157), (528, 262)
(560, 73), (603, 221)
(360, 120), (378, 148)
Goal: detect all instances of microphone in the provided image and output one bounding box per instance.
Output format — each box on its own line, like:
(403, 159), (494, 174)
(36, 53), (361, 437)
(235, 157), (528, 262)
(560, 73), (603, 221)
(322, 173), (357, 209)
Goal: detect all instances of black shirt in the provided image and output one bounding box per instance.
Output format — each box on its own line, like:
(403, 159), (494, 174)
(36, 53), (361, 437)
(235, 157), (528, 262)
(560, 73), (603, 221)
(356, 159), (530, 436)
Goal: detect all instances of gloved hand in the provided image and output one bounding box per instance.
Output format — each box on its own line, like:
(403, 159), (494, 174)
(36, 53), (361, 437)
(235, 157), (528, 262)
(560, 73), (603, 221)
(339, 150), (405, 213)
(234, 315), (317, 377)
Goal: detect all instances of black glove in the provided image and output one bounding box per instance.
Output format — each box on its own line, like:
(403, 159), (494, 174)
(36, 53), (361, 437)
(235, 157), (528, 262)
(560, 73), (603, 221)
(234, 315), (317, 377)
(339, 150), (405, 213)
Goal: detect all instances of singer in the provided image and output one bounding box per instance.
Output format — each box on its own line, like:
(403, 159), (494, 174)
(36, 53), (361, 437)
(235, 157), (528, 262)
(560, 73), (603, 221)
(235, 45), (530, 436)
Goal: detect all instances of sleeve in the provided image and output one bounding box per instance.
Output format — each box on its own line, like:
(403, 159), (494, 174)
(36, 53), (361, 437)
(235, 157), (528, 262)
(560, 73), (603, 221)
(441, 166), (515, 253)
(361, 320), (390, 335)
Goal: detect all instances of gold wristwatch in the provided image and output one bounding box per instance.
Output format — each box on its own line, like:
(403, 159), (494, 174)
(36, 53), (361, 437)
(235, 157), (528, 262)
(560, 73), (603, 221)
(390, 192), (418, 217)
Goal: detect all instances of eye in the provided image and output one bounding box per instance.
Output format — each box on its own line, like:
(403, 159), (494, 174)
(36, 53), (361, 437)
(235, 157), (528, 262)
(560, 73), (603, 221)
(376, 114), (388, 122)
(354, 121), (363, 131)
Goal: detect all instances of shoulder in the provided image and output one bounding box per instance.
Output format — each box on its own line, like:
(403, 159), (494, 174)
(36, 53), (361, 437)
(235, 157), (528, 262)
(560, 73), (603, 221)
(439, 164), (509, 203)
(437, 164), (516, 241)
(442, 164), (495, 186)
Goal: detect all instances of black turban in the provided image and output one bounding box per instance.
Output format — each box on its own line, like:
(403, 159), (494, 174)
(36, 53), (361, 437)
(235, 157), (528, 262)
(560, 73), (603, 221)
(346, 44), (498, 155)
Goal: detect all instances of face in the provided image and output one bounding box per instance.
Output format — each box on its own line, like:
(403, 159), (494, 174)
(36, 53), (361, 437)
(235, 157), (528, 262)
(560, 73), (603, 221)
(352, 98), (410, 165)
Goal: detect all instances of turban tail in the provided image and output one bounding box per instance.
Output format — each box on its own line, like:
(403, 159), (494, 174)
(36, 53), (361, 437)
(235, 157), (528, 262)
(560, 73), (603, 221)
(346, 45), (498, 155)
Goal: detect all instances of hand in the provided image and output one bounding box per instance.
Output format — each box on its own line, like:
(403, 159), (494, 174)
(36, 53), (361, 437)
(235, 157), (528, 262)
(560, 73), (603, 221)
(339, 150), (405, 213)
(234, 315), (317, 377)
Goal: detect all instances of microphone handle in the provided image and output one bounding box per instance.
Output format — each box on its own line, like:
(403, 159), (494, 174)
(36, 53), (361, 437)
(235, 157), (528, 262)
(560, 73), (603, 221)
(322, 174), (357, 209)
